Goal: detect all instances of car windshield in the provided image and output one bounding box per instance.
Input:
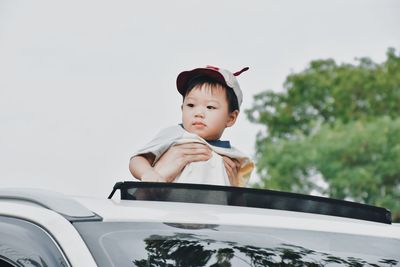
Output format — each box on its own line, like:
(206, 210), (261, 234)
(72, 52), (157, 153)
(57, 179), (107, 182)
(74, 222), (399, 267)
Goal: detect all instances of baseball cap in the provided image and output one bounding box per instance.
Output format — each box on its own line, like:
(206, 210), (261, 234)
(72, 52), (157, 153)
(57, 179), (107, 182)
(176, 65), (249, 107)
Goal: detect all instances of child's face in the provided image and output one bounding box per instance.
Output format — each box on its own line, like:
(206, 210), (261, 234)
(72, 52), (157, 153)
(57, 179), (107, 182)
(182, 83), (238, 140)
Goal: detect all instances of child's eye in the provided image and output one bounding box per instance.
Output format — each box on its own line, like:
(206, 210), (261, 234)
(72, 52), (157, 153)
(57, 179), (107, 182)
(207, 106), (216, 110)
(186, 103), (194, 108)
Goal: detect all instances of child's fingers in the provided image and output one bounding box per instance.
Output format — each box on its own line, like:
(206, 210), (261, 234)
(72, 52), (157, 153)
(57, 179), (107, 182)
(223, 156), (239, 186)
(175, 143), (211, 151)
(224, 160), (233, 175)
(235, 159), (241, 171)
(185, 154), (211, 164)
(226, 157), (241, 171)
(223, 156), (238, 171)
(173, 143), (211, 157)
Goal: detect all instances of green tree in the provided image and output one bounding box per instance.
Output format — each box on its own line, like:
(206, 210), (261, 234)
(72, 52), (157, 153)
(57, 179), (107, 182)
(246, 48), (400, 221)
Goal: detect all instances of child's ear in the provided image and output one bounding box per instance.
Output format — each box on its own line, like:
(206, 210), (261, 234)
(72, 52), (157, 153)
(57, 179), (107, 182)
(226, 110), (239, 128)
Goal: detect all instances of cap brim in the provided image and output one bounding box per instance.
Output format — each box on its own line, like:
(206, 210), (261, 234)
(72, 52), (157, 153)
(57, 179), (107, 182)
(176, 68), (228, 96)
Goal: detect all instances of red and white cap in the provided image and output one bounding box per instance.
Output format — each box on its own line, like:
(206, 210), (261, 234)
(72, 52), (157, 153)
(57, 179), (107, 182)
(176, 65), (249, 107)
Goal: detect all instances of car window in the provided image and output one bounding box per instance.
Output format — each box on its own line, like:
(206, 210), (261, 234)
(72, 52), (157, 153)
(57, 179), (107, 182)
(0, 216), (69, 267)
(0, 258), (15, 267)
(74, 221), (400, 267)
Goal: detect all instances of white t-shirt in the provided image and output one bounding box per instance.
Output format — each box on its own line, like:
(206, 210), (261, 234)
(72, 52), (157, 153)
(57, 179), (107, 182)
(131, 125), (254, 186)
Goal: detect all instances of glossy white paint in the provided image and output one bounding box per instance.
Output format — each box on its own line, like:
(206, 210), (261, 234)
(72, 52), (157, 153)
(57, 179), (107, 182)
(75, 197), (400, 239)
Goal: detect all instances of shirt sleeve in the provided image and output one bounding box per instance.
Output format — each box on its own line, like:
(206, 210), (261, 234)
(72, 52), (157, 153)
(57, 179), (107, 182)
(130, 125), (184, 164)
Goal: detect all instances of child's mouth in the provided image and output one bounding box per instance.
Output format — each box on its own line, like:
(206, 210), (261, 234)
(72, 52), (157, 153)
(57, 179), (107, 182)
(192, 122), (206, 128)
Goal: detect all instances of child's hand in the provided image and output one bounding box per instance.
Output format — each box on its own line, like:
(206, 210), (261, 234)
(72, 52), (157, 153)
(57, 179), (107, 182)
(222, 156), (241, 186)
(154, 143), (212, 182)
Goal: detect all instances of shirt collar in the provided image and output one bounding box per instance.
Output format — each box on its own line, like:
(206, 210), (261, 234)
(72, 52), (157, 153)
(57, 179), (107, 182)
(206, 140), (231, 148)
(179, 124), (231, 148)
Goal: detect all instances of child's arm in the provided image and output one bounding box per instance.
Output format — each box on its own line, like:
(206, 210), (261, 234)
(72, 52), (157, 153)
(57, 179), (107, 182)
(130, 143), (212, 183)
(129, 154), (164, 182)
(152, 143), (212, 182)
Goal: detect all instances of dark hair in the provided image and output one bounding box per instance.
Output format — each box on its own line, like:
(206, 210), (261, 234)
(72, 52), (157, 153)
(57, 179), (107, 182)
(183, 75), (239, 112)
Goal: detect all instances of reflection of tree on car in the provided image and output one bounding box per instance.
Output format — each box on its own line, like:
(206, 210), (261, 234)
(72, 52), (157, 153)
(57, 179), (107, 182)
(133, 232), (399, 267)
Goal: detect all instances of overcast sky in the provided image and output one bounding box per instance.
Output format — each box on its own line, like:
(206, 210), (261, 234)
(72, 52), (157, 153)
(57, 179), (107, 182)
(1, 0), (399, 197)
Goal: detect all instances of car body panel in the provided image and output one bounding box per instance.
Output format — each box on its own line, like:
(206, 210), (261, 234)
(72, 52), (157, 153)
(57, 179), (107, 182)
(1, 188), (399, 267)
(75, 197), (400, 239)
(0, 201), (97, 267)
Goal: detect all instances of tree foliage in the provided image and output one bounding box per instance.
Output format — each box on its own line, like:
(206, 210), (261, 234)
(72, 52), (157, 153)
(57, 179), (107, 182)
(246, 48), (400, 221)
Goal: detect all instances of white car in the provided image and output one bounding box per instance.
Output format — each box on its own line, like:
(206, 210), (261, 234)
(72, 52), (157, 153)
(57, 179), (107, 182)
(1, 182), (399, 267)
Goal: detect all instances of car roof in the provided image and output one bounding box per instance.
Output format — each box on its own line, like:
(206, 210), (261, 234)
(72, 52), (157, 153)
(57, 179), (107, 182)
(74, 196), (400, 239)
(0, 187), (101, 221)
(1, 183), (400, 240)
(111, 181), (393, 224)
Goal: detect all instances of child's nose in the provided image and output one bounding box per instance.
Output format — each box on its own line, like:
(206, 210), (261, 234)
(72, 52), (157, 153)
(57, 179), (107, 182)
(194, 107), (205, 118)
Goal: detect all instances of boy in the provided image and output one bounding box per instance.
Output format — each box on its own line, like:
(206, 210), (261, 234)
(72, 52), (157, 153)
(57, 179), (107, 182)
(129, 65), (254, 186)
